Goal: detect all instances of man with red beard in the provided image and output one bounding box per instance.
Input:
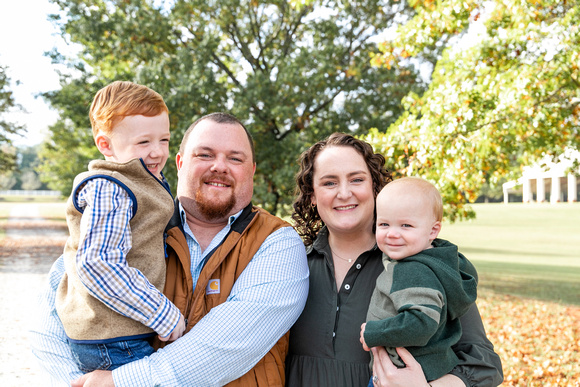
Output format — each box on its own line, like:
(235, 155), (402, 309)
(31, 113), (310, 387)
(175, 113), (257, 244)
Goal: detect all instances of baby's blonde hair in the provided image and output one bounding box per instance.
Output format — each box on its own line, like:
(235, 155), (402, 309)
(381, 177), (443, 221)
(89, 81), (168, 137)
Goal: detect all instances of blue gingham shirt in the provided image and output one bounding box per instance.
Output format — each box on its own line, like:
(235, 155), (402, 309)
(71, 178), (181, 338)
(30, 203), (309, 386)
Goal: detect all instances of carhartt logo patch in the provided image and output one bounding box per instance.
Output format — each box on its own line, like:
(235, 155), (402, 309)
(206, 279), (220, 295)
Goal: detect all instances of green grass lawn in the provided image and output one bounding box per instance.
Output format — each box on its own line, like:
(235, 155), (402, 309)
(0, 194), (64, 203)
(0, 199), (67, 238)
(0, 201), (67, 220)
(1, 198), (578, 306)
(439, 202), (580, 306)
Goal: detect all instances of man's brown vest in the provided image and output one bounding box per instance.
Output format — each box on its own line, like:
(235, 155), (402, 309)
(160, 202), (291, 386)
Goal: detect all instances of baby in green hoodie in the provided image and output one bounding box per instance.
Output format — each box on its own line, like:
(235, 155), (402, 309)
(360, 177), (478, 383)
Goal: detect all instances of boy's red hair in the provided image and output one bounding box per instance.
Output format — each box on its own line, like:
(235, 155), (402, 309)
(89, 81), (168, 137)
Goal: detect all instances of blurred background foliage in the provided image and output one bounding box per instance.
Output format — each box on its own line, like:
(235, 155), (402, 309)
(0, 65), (24, 172)
(4, 0), (575, 219)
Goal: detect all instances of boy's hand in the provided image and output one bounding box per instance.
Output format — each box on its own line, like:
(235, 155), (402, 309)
(360, 322), (371, 351)
(158, 314), (186, 342)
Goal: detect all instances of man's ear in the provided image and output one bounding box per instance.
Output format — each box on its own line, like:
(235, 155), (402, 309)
(175, 152), (183, 171)
(95, 134), (114, 157)
(430, 221), (442, 241)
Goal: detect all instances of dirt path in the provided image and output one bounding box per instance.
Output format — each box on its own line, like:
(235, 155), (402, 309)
(0, 203), (68, 386)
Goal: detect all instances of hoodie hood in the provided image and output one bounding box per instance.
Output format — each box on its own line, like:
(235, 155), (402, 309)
(402, 238), (478, 319)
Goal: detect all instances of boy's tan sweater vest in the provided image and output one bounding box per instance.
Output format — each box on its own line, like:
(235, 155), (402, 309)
(56, 158), (174, 342)
(159, 203), (291, 387)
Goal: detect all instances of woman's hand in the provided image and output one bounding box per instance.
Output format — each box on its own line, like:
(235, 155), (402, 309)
(371, 346), (429, 387)
(371, 347), (467, 387)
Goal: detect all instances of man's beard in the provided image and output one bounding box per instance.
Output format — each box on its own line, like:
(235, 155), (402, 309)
(194, 185), (236, 221)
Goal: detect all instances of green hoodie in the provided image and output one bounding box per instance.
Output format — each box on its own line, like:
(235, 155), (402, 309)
(365, 238), (478, 382)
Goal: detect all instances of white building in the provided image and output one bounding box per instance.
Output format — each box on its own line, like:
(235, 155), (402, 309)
(502, 149), (580, 204)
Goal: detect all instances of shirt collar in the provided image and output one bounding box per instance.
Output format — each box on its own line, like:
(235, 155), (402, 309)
(311, 225), (379, 260)
(178, 202), (242, 229)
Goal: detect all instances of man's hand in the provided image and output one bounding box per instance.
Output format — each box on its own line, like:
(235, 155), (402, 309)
(159, 314), (186, 342)
(70, 370), (114, 387)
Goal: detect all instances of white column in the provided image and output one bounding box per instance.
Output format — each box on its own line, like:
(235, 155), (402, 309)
(503, 185), (509, 204)
(522, 178), (532, 203)
(550, 176), (561, 203)
(568, 174), (577, 202)
(536, 177), (545, 203)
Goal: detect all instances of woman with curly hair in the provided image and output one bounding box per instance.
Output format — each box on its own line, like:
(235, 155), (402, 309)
(286, 133), (503, 387)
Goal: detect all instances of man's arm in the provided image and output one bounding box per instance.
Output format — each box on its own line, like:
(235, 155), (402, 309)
(113, 226), (309, 386)
(30, 256), (84, 385)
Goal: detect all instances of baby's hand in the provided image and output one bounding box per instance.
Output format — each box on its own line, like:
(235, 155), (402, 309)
(159, 314), (186, 342)
(360, 322), (370, 351)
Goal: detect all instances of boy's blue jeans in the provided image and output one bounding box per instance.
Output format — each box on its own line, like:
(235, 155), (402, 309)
(69, 338), (155, 373)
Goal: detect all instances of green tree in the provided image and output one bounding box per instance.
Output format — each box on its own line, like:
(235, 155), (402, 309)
(0, 65), (24, 172)
(20, 170), (42, 190)
(367, 0), (580, 220)
(0, 168), (17, 190)
(38, 75), (104, 194)
(16, 145), (49, 191)
(0, 145), (17, 189)
(41, 0), (425, 214)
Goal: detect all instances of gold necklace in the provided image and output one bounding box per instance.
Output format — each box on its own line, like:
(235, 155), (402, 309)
(330, 248), (354, 263)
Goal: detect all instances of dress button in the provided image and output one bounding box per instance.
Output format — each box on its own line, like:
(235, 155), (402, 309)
(333, 332), (336, 337)
(356, 264), (362, 269)
(344, 284), (351, 290)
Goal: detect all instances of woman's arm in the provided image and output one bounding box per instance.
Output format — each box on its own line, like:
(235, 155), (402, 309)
(449, 303), (504, 387)
(430, 374), (467, 387)
(370, 302), (503, 387)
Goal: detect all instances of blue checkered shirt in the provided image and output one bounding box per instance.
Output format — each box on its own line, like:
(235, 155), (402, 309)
(30, 202), (309, 386)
